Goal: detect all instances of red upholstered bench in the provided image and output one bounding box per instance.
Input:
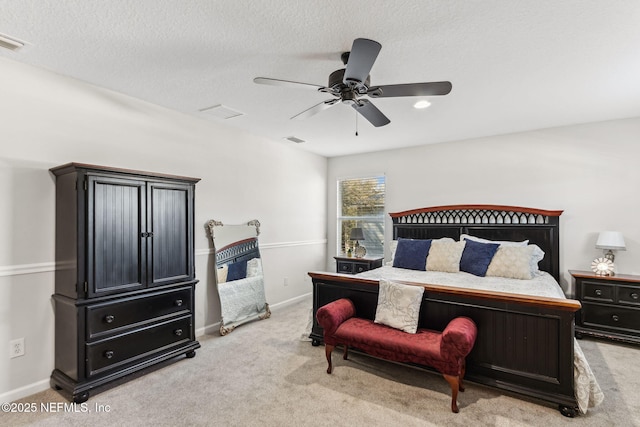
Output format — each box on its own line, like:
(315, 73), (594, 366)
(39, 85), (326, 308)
(316, 298), (477, 413)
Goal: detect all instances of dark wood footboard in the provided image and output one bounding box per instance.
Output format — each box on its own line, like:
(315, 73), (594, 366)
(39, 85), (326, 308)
(309, 272), (581, 411)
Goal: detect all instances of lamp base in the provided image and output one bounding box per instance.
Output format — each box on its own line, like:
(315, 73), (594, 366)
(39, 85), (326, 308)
(604, 250), (615, 263)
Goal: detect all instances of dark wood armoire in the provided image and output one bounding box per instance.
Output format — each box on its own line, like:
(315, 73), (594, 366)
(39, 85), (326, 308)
(49, 163), (200, 403)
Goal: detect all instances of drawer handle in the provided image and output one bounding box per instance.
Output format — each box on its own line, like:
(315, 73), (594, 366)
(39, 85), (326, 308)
(631, 293), (639, 300)
(104, 315), (115, 324)
(612, 315), (620, 322)
(174, 329), (183, 336)
(104, 350), (114, 359)
(175, 299), (183, 307)
(594, 289), (602, 296)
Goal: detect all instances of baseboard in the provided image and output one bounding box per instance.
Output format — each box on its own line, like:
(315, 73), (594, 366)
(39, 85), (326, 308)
(0, 378), (50, 403)
(268, 292), (311, 311)
(196, 292), (311, 337)
(196, 322), (221, 337)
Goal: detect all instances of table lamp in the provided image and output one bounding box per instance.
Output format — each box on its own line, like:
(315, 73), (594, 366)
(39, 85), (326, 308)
(349, 228), (366, 258)
(592, 231), (626, 276)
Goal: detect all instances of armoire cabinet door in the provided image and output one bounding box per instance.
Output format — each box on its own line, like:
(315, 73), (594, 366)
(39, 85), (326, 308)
(148, 181), (194, 287)
(87, 175), (147, 297)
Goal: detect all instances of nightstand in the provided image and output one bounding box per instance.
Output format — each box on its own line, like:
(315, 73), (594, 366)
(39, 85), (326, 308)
(570, 270), (640, 345)
(334, 255), (383, 275)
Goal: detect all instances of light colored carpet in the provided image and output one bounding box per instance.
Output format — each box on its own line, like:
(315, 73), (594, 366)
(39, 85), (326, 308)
(5, 296), (640, 426)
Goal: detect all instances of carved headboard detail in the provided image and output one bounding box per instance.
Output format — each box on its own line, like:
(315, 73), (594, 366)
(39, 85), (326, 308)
(390, 205), (563, 281)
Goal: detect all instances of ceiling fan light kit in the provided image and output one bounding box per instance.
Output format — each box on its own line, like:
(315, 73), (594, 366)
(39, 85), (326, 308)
(254, 38), (452, 129)
(414, 100), (432, 109)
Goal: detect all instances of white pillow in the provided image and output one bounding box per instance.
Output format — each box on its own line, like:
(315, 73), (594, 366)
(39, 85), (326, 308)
(426, 240), (465, 273)
(460, 233), (528, 247)
(216, 264), (229, 283)
(486, 246), (535, 280)
(375, 279), (424, 334)
(246, 257), (263, 277)
(529, 244), (545, 275)
(386, 240), (399, 266)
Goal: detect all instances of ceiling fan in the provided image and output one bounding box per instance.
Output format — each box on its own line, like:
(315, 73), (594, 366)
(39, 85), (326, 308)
(254, 38), (452, 128)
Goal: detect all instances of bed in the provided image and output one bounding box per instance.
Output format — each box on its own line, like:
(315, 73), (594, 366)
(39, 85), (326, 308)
(308, 205), (602, 416)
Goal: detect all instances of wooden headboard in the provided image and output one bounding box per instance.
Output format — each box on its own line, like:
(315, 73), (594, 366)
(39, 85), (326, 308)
(390, 205), (563, 281)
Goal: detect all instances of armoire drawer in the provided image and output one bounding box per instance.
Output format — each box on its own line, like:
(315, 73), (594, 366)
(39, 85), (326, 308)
(86, 315), (192, 376)
(581, 302), (640, 333)
(86, 287), (193, 340)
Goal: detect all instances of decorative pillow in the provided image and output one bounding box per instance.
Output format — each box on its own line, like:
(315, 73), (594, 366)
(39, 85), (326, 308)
(485, 246), (535, 280)
(460, 239), (500, 277)
(216, 264), (228, 283)
(529, 244), (545, 275)
(387, 240), (399, 266)
(460, 233), (528, 247)
(226, 260), (248, 282)
(392, 238), (432, 271)
(246, 257), (263, 277)
(426, 240), (465, 273)
(374, 279), (424, 334)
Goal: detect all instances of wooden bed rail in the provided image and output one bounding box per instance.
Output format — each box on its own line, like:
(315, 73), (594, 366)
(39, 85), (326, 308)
(308, 272), (581, 312)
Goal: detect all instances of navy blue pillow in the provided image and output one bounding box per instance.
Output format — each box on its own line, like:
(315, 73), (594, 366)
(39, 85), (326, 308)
(392, 238), (432, 271)
(460, 239), (500, 277)
(226, 260), (248, 281)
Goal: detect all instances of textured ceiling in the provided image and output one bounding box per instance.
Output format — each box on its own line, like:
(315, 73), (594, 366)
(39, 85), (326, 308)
(1, 1), (640, 157)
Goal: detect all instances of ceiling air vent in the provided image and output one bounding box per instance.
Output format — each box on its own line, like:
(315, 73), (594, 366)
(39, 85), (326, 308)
(284, 136), (305, 144)
(199, 104), (244, 120)
(0, 33), (26, 51)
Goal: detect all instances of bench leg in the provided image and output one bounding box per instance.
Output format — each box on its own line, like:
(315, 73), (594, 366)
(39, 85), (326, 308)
(443, 374), (460, 413)
(459, 359), (466, 392)
(325, 344), (334, 374)
(343, 345), (349, 360)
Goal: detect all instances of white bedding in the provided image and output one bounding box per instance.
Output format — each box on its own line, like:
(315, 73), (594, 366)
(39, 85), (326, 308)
(357, 266), (566, 299)
(356, 266), (604, 414)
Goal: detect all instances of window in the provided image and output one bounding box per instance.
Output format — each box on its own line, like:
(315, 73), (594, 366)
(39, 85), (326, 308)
(337, 175), (385, 257)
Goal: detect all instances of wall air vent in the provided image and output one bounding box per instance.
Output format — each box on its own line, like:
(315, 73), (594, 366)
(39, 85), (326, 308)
(199, 104), (244, 120)
(0, 33), (26, 51)
(284, 136), (305, 144)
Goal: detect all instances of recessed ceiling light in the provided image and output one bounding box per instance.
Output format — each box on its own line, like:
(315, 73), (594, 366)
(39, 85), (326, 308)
(284, 136), (305, 144)
(0, 33), (26, 51)
(413, 100), (431, 109)
(199, 104), (244, 119)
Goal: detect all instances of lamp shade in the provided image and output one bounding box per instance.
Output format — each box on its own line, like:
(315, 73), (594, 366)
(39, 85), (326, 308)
(596, 231), (626, 251)
(349, 227), (365, 241)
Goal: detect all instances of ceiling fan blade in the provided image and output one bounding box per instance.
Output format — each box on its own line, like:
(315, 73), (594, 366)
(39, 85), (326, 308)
(368, 81), (452, 98)
(291, 99), (339, 120)
(351, 99), (390, 127)
(343, 38), (381, 86)
(254, 77), (324, 91)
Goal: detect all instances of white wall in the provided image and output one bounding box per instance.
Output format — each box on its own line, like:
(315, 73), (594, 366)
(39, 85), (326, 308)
(327, 117), (640, 290)
(0, 57), (327, 401)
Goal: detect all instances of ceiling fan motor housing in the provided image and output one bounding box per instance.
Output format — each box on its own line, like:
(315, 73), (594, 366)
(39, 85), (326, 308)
(328, 68), (370, 93)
